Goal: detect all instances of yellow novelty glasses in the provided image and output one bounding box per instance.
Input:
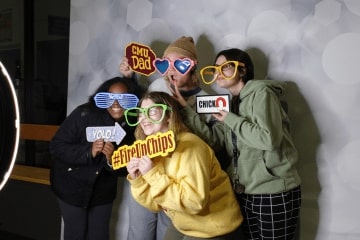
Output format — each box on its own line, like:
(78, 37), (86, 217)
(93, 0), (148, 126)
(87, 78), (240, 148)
(200, 61), (245, 84)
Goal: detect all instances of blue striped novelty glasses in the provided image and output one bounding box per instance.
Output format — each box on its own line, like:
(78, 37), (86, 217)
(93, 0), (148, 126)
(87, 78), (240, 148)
(94, 92), (139, 109)
(153, 58), (195, 75)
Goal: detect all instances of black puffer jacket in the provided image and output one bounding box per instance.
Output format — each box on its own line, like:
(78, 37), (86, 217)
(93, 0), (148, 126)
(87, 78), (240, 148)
(49, 103), (135, 208)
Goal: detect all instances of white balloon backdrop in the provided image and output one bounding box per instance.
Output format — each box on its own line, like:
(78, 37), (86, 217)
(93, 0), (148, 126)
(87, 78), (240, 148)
(67, 0), (360, 239)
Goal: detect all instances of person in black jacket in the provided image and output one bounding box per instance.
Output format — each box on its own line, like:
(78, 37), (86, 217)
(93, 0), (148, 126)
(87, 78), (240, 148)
(49, 76), (144, 240)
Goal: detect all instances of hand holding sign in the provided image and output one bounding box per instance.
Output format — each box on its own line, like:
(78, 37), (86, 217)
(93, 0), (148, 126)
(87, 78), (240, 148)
(91, 138), (115, 160)
(127, 155), (153, 179)
(119, 56), (133, 78)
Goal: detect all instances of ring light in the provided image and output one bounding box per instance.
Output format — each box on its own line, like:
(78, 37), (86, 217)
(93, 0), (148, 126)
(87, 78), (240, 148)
(0, 61), (20, 190)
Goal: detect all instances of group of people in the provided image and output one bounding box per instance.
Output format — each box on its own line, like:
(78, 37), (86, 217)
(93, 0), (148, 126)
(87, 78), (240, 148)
(49, 36), (301, 240)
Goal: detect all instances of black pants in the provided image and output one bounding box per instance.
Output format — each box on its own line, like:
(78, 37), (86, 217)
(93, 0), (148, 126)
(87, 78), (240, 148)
(58, 198), (113, 240)
(238, 186), (301, 240)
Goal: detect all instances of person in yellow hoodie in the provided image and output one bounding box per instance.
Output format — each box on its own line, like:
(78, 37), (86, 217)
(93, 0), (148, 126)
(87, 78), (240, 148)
(124, 91), (243, 240)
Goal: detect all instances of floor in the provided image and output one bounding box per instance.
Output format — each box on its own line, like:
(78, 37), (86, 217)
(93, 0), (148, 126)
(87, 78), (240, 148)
(0, 231), (36, 240)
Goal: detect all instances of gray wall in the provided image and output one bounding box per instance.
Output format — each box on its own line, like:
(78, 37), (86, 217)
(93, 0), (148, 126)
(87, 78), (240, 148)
(68, 1), (360, 239)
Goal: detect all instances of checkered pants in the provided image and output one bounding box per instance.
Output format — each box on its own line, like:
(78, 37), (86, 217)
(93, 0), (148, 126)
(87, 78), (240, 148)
(238, 186), (301, 240)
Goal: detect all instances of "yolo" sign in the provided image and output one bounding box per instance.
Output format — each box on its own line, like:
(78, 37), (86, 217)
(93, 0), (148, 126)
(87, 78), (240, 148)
(86, 122), (126, 145)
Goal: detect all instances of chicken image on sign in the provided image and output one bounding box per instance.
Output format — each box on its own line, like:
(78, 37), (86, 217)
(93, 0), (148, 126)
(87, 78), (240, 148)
(111, 130), (175, 170)
(196, 94), (230, 114)
(125, 42), (156, 76)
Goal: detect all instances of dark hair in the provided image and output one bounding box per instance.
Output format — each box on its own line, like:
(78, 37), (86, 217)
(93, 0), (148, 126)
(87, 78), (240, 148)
(214, 48), (254, 84)
(88, 76), (144, 106)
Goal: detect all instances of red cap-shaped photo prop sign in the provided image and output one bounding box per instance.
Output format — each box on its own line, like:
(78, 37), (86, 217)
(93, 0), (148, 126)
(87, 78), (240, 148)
(111, 130), (175, 170)
(125, 42), (156, 76)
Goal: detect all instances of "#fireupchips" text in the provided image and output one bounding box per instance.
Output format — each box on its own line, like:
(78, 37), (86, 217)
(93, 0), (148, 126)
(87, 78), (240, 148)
(111, 131), (175, 170)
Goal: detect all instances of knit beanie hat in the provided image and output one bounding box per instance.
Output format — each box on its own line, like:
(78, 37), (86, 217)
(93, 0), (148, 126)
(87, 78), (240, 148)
(163, 36), (198, 61)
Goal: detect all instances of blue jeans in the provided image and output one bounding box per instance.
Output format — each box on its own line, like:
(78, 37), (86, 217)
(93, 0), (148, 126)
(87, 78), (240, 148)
(127, 186), (171, 240)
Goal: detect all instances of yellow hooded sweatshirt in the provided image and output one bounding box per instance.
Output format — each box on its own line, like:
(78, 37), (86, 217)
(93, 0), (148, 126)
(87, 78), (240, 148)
(127, 132), (243, 238)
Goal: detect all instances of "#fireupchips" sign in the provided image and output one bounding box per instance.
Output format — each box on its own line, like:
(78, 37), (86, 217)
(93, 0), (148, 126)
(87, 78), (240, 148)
(125, 42), (156, 76)
(111, 130), (175, 170)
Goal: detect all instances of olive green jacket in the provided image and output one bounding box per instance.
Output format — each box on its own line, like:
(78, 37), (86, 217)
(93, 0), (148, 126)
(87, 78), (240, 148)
(181, 80), (301, 194)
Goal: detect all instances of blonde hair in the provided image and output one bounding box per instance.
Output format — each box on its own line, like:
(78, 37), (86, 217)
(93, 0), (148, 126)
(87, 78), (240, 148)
(134, 91), (189, 140)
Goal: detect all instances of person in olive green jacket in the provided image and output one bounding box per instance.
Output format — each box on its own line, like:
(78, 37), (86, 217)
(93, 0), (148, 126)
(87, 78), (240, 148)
(171, 48), (301, 240)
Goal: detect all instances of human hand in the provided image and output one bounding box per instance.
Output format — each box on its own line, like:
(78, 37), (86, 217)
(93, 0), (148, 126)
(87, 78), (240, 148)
(119, 56), (133, 78)
(101, 141), (114, 162)
(212, 110), (228, 122)
(126, 157), (141, 179)
(168, 79), (187, 107)
(138, 155), (153, 175)
(92, 139), (105, 158)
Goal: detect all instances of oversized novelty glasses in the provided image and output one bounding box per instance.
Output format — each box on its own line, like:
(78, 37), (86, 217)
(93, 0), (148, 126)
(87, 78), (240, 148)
(94, 92), (139, 109)
(124, 104), (172, 127)
(153, 58), (195, 75)
(200, 61), (245, 84)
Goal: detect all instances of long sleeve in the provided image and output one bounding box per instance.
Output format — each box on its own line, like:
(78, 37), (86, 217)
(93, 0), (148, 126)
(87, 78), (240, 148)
(180, 105), (225, 152)
(127, 132), (243, 238)
(128, 133), (211, 214)
(49, 106), (93, 166)
(224, 86), (284, 151)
